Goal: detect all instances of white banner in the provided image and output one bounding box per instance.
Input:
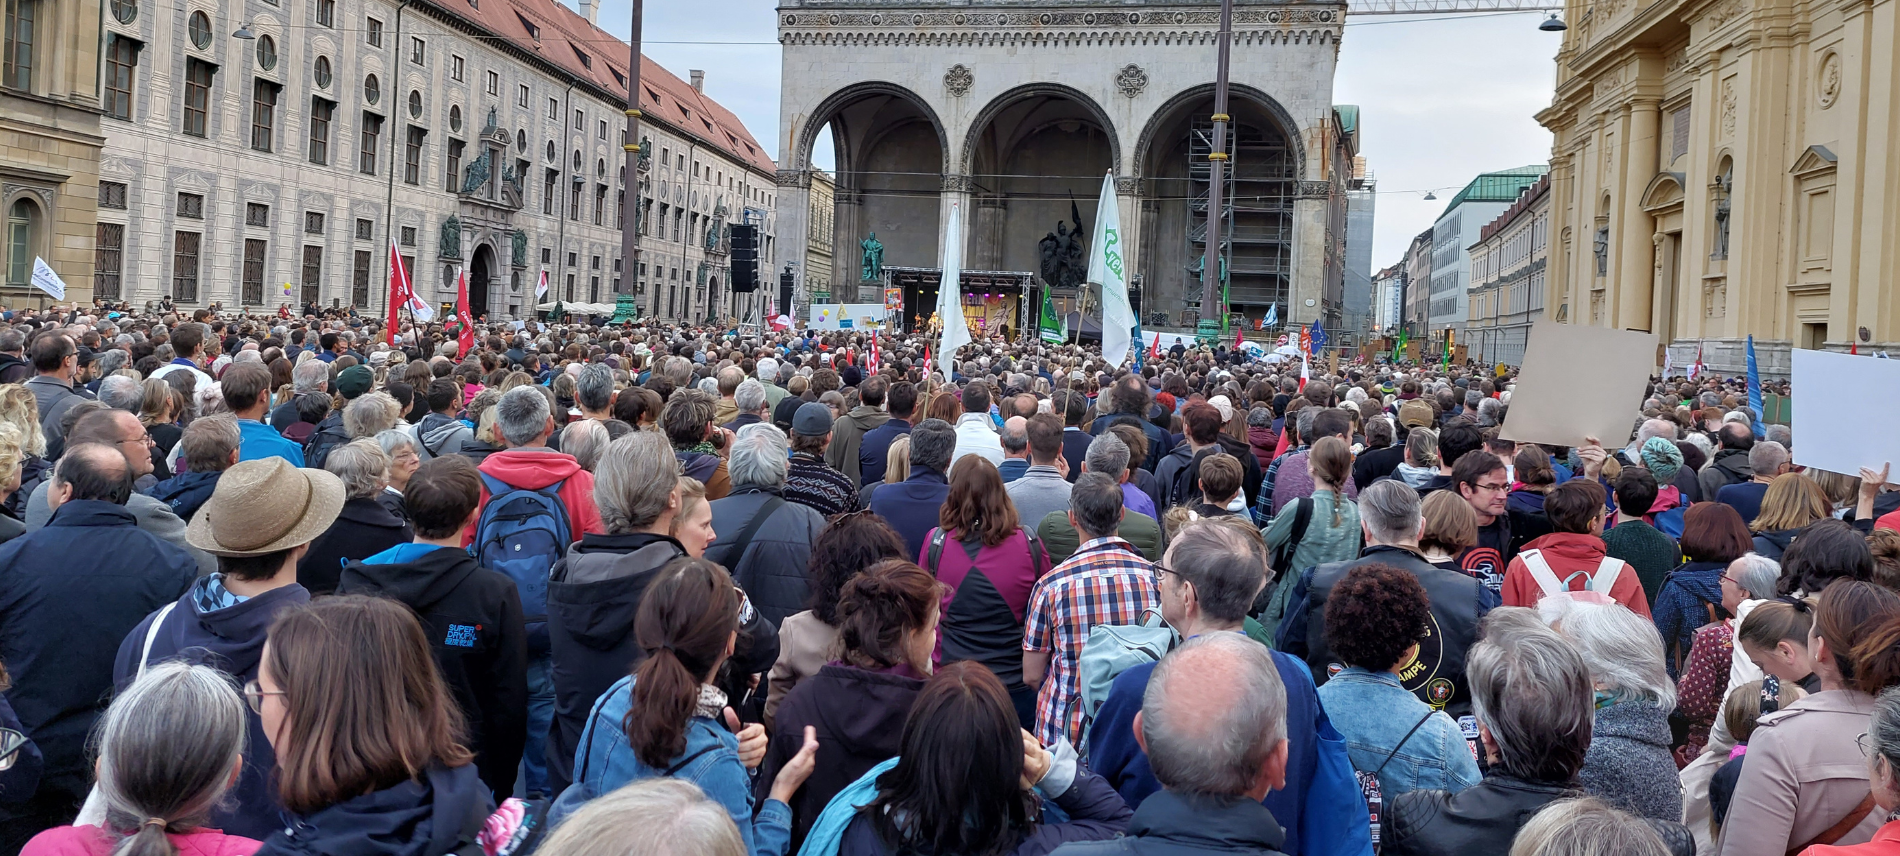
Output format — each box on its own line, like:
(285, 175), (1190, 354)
(936, 200), (969, 380)
(29, 258), (64, 300)
(1089, 173), (1133, 367)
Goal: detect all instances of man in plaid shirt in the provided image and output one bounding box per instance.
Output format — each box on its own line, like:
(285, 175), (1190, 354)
(1024, 472), (1159, 746)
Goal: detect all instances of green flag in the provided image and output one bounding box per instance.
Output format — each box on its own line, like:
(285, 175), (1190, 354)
(1039, 291), (1065, 343)
(1394, 329), (1408, 362)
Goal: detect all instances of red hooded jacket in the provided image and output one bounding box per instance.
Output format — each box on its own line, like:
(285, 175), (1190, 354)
(463, 447), (601, 546)
(1500, 531), (1653, 617)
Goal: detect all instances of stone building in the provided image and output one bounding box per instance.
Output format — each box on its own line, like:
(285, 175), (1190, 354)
(1, 0), (104, 303)
(1426, 165), (1547, 344)
(803, 168), (835, 306)
(770, 0), (1359, 335)
(1400, 227), (1433, 337)
(1536, 0), (1900, 376)
(92, 0), (773, 320)
(1342, 152), (1375, 341)
(1466, 173), (1550, 367)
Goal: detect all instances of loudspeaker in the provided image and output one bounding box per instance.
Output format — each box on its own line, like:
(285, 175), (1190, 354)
(731, 258), (759, 292)
(730, 224), (758, 261)
(779, 272), (794, 316)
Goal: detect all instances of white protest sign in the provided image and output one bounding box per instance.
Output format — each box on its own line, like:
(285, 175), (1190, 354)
(1497, 320), (1659, 449)
(1791, 348), (1900, 475)
(29, 258), (65, 300)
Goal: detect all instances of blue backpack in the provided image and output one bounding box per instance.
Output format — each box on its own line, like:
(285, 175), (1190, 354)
(473, 472), (571, 656)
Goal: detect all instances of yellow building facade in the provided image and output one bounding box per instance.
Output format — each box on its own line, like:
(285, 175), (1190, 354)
(1, 0), (105, 305)
(1536, 0), (1898, 375)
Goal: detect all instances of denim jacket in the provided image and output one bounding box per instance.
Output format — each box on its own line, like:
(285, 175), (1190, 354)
(1316, 667), (1482, 799)
(549, 675), (793, 856)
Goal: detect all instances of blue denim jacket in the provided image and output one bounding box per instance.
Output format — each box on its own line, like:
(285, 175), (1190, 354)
(1316, 667), (1482, 799)
(549, 675), (793, 856)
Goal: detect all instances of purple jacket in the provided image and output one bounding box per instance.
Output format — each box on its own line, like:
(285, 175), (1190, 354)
(1270, 450), (1359, 517)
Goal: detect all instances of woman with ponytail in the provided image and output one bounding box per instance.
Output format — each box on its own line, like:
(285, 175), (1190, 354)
(1720, 581), (1900, 856)
(550, 558), (818, 856)
(24, 661), (255, 856)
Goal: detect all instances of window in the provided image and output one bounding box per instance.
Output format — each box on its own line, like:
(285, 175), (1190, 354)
(597, 119), (606, 140)
(541, 169), (555, 215)
(98, 181), (127, 209)
(172, 231), (201, 301)
(241, 238), (265, 304)
(547, 96), (557, 119)
(359, 112), (382, 174)
(400, 226), (416, 246)
(4, 200), (32, 287)
(403, 126), (424, 185)
(182, 59), (212, 136)
(103, 35), (137, 120)
(485, 69), (497, 95)
(94, 223), (123, 298)
(589, 276), (599, 303)
(573, 108), (582, 130)
(256, 33), (276, 69)
(590, 255), (600, 270)
(304, 211), (323, 234)
(313, 55), (331, 88)
(363, 73), (379, 104)
(409, 36), (423, 64)
(540, 247), (550, 264)
(365, 16), (382, 46)
(351, 250), (371, 307)
(406, 90), (421, 118)
(109, 0), (133, 23)
(175, 192), (203, 219)
(567, 252), (576, 266)
(300, 245), (321, 303)
(354, 218), (372, 240)
(314, 0), (332, 26)
(449, 105), (461, 132)
(445, 139), (464, 192)
(517, 84), (528, 107)
(565, 273), (574, 301)
(245, 202), (268, 226)
(450, 55), (463, 81)
(251, 79), (279, 151)
(594, 184), (605, 225)
(187, 10), (210, 48)
(568, 180), (580, 221)
(307, 97), (333, 163)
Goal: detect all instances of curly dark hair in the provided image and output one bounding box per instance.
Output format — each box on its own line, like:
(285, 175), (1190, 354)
(807, 512), (908, 625)
(1322, 563), (1432, 671)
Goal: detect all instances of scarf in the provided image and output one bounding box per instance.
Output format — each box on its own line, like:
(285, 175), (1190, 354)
(694, 684), (728, 721)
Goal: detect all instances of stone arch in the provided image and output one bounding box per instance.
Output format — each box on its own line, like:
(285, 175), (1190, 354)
(1133, 83), (1306, 182)
(1639, 172), (1686, 211)
(959, 83), (1119, 275)
(790, 81), (948, 175)
(793, 81), (948, 288)
(958, 82), (1122, 177)
(468, 241), (497, 320)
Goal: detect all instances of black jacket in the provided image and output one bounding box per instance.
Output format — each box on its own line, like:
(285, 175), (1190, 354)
(761, 664), (924, 850)
(339, 545), (528, 802)
(1090, 414), (1170, 474)
(543, 532), (779, 795)
(1354, 444), (1407, 490)
(1385, 775), (1576, 856)
(1700, 448), (1753, 497)
(1049, 789), (1289, 856)
(1753, 527), (1799, 560)
(0, 353), (29, 386)
(255, 763), (494, 856)
(114, 581), (310, 840)
(1277, 544), (1496, 720)
(297, 497), (415, 595)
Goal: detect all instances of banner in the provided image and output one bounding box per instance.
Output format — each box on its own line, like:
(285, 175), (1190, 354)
(535, 269), (549, 300)
(1039, 290), (1065, 343)
(453, 268), (475, 357)
(935, 201), (970, 380)
(1090, 172), (1134, 367)
(28, 258), (64, 300)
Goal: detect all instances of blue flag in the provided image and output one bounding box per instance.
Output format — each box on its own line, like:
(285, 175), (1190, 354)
(1310, 320), (1328, 351)
(1745, 334), (1766, 438)
(1264, 304), (1278, 329)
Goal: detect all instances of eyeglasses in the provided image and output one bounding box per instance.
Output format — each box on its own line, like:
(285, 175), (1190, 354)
(118, 434), (156, 448)
(243, 679), (284, 715)
(1860, 731), (1873, 758)
(1153, 563), (1178, 583)
(1473, 482), (1510, 493)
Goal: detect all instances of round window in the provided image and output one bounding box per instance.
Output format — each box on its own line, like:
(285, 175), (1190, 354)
(516, 129), (527, 152)
(545, 141), (556, 162)
(364, 73), (380, 105)
(313, 56), (332, 89)
(256, 34), (276, 70)
(110, 0), (136, 24)
(407, 90), (422, 118)
(449, 105), (462, 132)
(187, 10), (212, 49)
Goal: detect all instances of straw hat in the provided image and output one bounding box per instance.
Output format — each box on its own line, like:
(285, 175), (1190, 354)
(186, 458), (346, 557)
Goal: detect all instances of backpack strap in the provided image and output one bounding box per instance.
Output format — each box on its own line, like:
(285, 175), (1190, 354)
(1520, 549), (1565, 597)
(1374, 709), (1439, 778)
(719, 495), (785, 571)
(137, 601), (178, 679)
(1023, 527), (1048, 579)
(1591, 556), (1626, 595)
(1270, 497), (1313, 574)
(925, 528), (947, 574)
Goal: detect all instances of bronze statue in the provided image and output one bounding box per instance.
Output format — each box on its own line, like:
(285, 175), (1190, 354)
(861, 232), (884, 281)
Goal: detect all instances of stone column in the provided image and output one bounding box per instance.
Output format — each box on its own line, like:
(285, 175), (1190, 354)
(1290, 184), (1330, 326)
(972, 192), (1007, 271)
(833, 189), (862, 299)
(1615, 98), (1661, 331)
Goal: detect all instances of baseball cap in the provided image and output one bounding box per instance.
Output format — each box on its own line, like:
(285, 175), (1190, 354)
(1398, 399), (1434, 429)
(793, 401), (833, 437)
(335, 364), (374, 399)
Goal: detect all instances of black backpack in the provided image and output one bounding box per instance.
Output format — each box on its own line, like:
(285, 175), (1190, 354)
(302, 417), (351, 469)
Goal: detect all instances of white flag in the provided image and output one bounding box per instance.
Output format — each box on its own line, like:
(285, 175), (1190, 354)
(1089, 172), (1134, 367)
(936, 200), (969, 381)
(29, 258), (64, 300)
(536, 269), (549, 300)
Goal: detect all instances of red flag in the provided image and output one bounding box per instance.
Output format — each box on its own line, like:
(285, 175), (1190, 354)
(1852, 341), (1860, 355)
(453, 268), (475, 357)
(1234, 324), (1244, 349)
(1149, 333), (1161, 361)
(386, 238), (412, 344)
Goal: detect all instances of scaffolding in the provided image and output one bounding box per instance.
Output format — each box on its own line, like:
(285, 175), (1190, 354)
(1183, 118), (1295, 329)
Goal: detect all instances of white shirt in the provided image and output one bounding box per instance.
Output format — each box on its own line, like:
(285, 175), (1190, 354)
(951, 412), (1005, 468)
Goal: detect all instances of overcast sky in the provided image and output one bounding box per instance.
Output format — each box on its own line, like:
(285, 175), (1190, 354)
(582, 0), (1561, 270)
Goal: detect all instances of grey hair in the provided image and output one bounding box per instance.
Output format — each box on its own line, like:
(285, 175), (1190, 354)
(908, 418), (957, 473)
(734, 379), (767, 416)
(1405, 427), (1439, 469)
(563, 418), (610, 472)
(92, 348), (130, 376)
(1636, 418), (1677, 444)
(728, 422), (790, 489)
(1142, 633), (1286, 797)
(94, 660), (248, 848)
(1684, 432), (1714, 460)
(534, 778), (745, 856)
(1748, 441), (1789, 475)
(594, 431), (680, 534)
(1870, 687), (1900, 794)
(343, 391), (401, 439)
(1070, 472), (1125, 539)
(1295, 407), (1320, 444)
(1247, 406), (1274, 429)
(1467, 607), (1595, 782)
(1464, 390), (1483, 408)
(1766, 423), (1791, 449)
(497, 386), (553, 447)
(1164, 519), (1268, 623)
(98, 374), (144, 411)
(1085, 432), (1130, 479)
(293, 359), (330, 393)
(1728, 553), (1781, 601)
(576, 363), (615, 412)
(374, 428), (420, 461)
(1723, 410), (1751, 425)
(1509, 797), (1671, 856)
(1538, 600), (1676, 711)
(1358, 479), (1423, 546)
(325, 438), (390, 500)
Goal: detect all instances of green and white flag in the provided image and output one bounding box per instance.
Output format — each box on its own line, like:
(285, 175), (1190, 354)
(935, 200), (970, 380)
(1039, 291), (1065, 343)
(1089, 172), (1134, 367)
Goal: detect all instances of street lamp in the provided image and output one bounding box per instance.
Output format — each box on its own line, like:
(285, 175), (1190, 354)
(1538, 13), (1568, 30)
(232, 22), (256, 39)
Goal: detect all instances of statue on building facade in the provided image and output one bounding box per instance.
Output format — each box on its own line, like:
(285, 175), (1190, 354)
(637, 136), (652, 172)
(511, 230), (527, 268)
(440, 215), (462, 259)
(1593, 227), (1609, 277)
(1712, 171), (1732, 260)
(860, 232), (884, 281)
(461, 149), (493, 195)
(1037, 199), (1089, 290)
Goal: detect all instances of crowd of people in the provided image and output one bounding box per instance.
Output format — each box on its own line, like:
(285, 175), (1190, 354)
(0, 299), (1890, 856)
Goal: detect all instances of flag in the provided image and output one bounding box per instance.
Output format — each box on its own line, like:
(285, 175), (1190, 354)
(1264, 303), (1278, 329)
(1852, 341), (1859, 355)
(1039, 290), (1065, 343)
(1443, 328), (1454, 372)
(28, 258), (64, 300)
(1746, 334), (1766, 438)
(1234, 323), (1244, 349)
(1298, 326), (1312, 355)
(535, 269), (549, 300)
(935, 200), (970, 381)
(1689, 342), (1705, 380)
(453, 267), (475, 357)
(1149, 332), (1162, 362)
(1299, 350), (1310, 391)
(1090, 171), (1135, 368)
(1254, 317), (1265, 331)
(1394, 329), (1409, 362)
(869, 329), (880, 373)
(386, 239), (432, 340)
(1662, 345), (1673, 379)
(1309, 319), (1328, 351)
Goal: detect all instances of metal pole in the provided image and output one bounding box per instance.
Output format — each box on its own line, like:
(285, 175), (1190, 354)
(1197, 0), (1233, 337)
(617, 0), (644, 315)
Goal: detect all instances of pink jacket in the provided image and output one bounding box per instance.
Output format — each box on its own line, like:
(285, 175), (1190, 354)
(24, 825), (260, 856)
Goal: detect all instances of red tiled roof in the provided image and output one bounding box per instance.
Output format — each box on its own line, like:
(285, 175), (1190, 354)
(416, 0), (777, 175)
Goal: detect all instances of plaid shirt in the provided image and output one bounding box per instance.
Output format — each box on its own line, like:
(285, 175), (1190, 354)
(1023, 536), (1159, 746)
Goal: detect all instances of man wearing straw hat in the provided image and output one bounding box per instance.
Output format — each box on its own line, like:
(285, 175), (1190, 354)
(112, 456), (345, 840)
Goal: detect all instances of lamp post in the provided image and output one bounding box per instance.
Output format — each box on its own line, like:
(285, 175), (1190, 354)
(617, 0), (644, 312)
(1196, 0), (1234, 343)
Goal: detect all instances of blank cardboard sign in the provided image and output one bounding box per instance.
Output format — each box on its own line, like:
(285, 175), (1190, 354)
(1791, 348), (1900, 475)
(1498, 321), (1660, 449)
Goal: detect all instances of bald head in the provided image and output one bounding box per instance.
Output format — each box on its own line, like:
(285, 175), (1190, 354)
(1001, 415), (1028, 457)
(50, 442), (133, 509)
(1138, 633), (1287, 798)
(1636, 418), (1677, 445)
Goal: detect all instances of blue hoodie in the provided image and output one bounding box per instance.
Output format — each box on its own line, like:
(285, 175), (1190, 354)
(1653, 560), (1728, 678)
(256, 763), (494, 856)
(114, 577), (311, 840)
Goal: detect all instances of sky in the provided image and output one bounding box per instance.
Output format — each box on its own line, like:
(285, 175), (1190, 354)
(581, 0), (1561, 270)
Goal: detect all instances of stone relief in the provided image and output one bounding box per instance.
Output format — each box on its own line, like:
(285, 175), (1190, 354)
(1115, 64), (1148, 98)
(1720, 79), (1737, 138)
(1706, 0), (1748, 28)
(1818, 52), (1841, 108)
(944, 64), (974, 97)
(511, 229), (527, 268)
(439, 215), (461, 259)
(1704, 279), (1727, 318)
